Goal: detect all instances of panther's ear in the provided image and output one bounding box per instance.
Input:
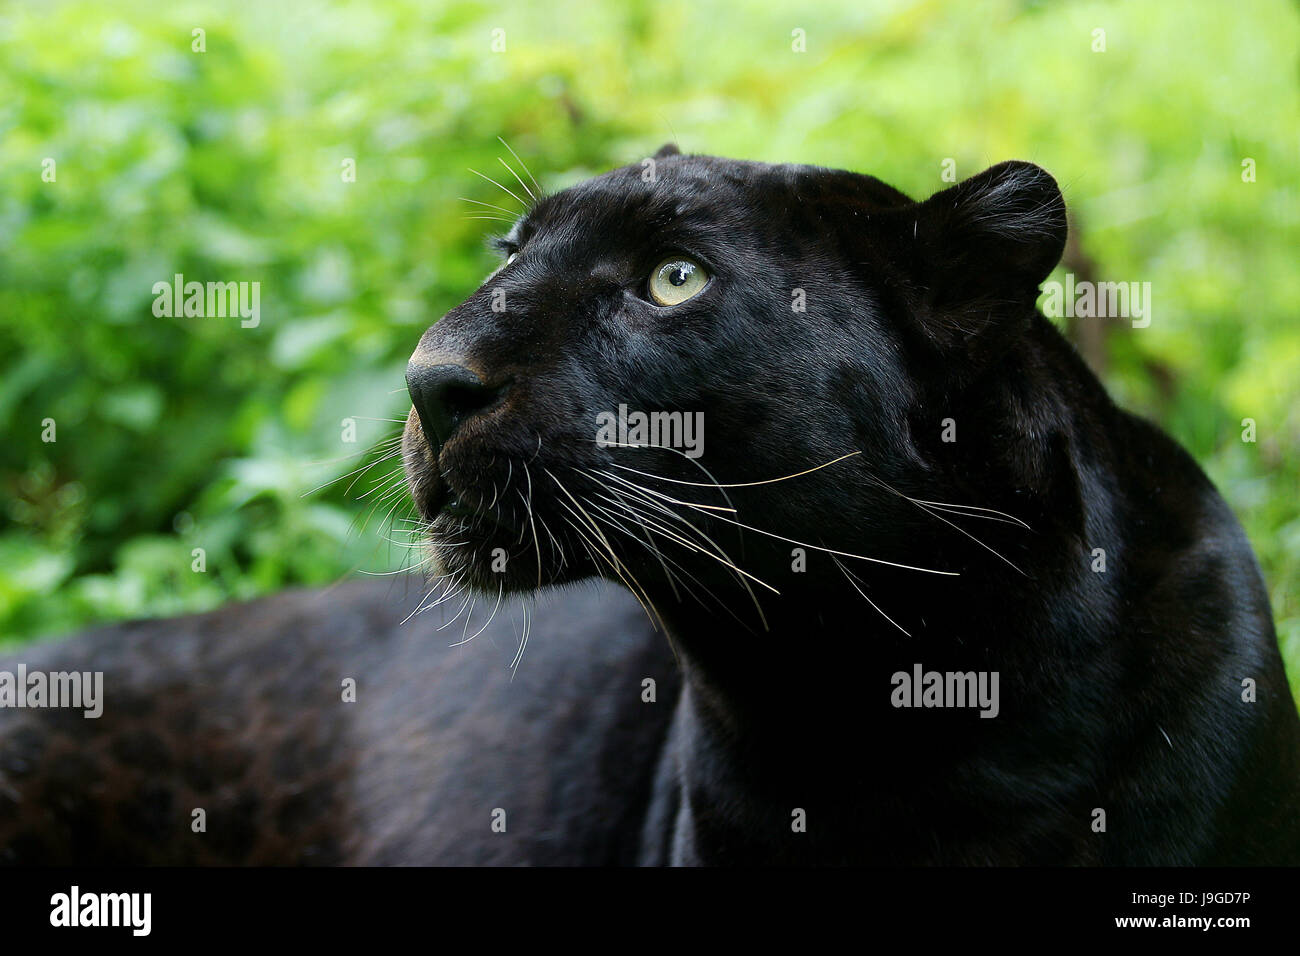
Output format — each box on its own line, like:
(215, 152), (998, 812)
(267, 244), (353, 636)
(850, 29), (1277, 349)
(910, 161), (1067, 310)
(653, 142), (681, 159)
(879, 162), (1066, 368)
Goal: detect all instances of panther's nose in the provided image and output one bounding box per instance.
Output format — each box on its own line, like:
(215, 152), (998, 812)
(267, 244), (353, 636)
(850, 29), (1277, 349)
(405, 361), (502, 454)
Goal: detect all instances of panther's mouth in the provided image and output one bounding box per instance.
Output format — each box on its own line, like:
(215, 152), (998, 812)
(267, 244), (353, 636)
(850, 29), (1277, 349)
(433, 493), (519, 535)
(404, 432), (579, 591)
(440, 496), (480, 522)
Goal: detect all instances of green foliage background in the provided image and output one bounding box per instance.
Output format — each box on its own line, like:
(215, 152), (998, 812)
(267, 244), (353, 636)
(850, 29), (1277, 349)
(1, 0), (1297, 700)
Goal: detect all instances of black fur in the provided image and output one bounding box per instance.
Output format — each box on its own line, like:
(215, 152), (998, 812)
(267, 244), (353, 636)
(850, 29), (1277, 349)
(2, 151), (1296, 865)
(401, 150), (1300, 864)
(0, 580), (675, 864)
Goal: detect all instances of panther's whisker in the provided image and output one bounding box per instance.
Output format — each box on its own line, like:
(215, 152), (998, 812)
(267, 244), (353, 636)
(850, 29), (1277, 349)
(497, 136), (543, 196)
(458, 196), (519, 216)
(371, 477), (414, 506)
(371, 532), (424, 549)
(587, 492), (743, 625)
(555, 498), (657, 621)
(591, 506), (723, 620)
(459, 593), (478, 645)
(358, 561), (429, 577)
(356, 470), (409, 501)
(908, 500), (1030, 529)
(590, 469), (733, 513)
(400, 572), (458, 627)
(591, 439), (740, 512)
(300, 443), (403, 498)
(584, 496), (683, 603)
(910, 497), (1026, 576)
(610, 451), (862, 489)
(861, 471), (1032, 531)
(524, 460), (543, 589)
(536, 514), (567, 570)
(587, 486), (759, 642)
(591, 486), (778, 596)
(590, 470), (775, 621)
(373, 487), (418, 545)
(350, 470), (412, 539)
(549, 479), (664, 632)
(604, 469), (960, 577)
(498, 156), (536, 202)
(508, 601), (531, 677)
(563, 521), (677, 656)
(305, 435), (404, 469)
(343, 455), (404, 500)
(450, 582), (504, 648)
(831, 554), (911, 637)
(467, 168), (528, 210)
(348, 474), (408, 541)
(864, 473), (1027, 575)
(435, 588), (475, 632)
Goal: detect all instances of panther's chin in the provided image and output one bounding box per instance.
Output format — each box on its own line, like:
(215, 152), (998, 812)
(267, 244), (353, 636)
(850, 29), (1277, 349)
(421, 511), (579, 594)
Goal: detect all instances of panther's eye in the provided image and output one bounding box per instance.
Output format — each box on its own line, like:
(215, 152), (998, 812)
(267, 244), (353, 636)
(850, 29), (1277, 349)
(648, 257), (708, 306)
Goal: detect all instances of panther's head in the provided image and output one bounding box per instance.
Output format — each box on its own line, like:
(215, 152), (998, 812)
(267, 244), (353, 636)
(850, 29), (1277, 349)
(402, 145), (1067, 617)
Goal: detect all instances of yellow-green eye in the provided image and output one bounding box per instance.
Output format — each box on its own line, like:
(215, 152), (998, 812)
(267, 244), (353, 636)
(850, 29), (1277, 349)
(649, 257), (708, 306)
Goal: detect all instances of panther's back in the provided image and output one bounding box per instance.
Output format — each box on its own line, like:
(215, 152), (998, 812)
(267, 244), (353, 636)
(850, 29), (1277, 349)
(0, 578), (678, 865)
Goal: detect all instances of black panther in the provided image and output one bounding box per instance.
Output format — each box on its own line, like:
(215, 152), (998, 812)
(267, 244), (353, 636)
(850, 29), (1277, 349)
(1, 146), (1296, 865)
